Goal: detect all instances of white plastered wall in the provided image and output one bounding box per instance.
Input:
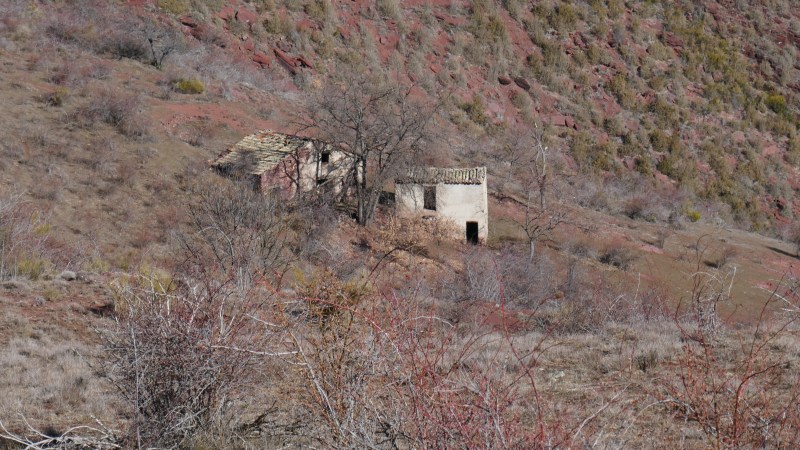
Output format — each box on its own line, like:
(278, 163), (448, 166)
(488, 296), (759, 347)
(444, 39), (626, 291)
(396, 179), (489, 242)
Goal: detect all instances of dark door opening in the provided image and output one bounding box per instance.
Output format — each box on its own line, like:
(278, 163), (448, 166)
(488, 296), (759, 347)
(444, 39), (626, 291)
(466, 221), (479, 244)
(423, 185), (436, 210)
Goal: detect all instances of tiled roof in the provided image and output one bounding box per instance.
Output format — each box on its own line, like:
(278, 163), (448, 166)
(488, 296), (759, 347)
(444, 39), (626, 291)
(212, 131), (311, 175)
(396, 167), (487, 185)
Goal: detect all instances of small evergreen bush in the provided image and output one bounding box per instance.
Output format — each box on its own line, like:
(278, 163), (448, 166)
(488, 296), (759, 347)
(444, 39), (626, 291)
(174, 78), (205, 94)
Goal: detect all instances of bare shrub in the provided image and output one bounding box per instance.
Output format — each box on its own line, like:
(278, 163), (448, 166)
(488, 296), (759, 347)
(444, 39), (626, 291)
(661, 274), (800, 448)
(789, 224), (800, 258)
(623, 195), (654, 221)
(0, 418), (120, 450)
(169, 46), (277, 96)
(286, 277), (568, 448)
(707, 245), (738, 269)
(44, 3), (183, 68)
(50, 59), (111, 87)
(176, 177), (292, 291)
(452, 245), (556, 308)
(185, 118), (216, 147)
(0, 192), (54, 280)
(543, 260), (670, 334)
(70, 87), (148, 138)
(598, 241), (638, 271)
(373, 214), (458, 257)
(102, 273), (281, 448)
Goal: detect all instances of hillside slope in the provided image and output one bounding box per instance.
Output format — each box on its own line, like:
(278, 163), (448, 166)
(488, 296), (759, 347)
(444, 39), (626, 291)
(1, 0), (800, 448)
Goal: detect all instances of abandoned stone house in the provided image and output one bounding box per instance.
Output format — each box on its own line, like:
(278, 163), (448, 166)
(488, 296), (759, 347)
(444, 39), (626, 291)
(211, 130), (348, 197)
(213, 131), (490, 244)
(395, 167), (489, 244)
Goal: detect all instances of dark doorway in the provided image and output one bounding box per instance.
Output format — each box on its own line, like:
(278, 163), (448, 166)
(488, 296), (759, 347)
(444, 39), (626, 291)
(423, 186), (436, 210)
(466, 221), (479, 244)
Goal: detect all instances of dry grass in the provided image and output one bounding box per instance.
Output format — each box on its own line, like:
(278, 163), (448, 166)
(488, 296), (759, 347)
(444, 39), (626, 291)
(0, 312), (120, 432)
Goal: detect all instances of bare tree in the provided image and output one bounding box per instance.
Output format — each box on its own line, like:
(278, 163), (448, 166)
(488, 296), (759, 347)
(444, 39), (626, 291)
(511, 126), (569, 262)
(297, 64), (437, 226)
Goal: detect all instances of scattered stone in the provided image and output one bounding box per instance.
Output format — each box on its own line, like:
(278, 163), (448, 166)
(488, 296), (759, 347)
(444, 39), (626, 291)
(59, 270), (77, 281)
(252, 51), (272, 67)
(274, 48), (298, 75)
(178, 15), (199, 28)
(296, 55), (314, 70)
(542, 113), (579, 130)
(498, 76), (512, 85)
(512, 77), (531, 91)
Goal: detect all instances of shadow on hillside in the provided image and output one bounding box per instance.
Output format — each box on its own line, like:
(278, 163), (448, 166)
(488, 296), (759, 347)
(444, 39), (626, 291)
(767, 245), (797, 259)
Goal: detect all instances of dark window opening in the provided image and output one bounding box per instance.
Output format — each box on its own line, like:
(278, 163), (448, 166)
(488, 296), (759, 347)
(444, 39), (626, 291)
(423, 186), (436, 211)
(466, 221), (479, 244)
(320, 151), (330, 164)
(379, 191), (396, 206)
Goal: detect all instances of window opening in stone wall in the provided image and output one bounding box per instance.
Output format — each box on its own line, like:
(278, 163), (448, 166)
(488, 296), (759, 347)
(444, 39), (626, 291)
(320, 151), (330, 163)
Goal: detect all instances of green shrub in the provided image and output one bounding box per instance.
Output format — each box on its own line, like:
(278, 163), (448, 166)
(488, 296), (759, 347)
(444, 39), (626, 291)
(587, 141), (616, 173)
(786, 136), (800, 166)
(649, 129), (671, 153)
(765, 93), (788, 115)
(470, 0), (507, 46)
(461, 95), (489, 126)
(305, 0), (332, 21)
(651, 97), (679, 128)
(376, 0), (401, 20)
(585, 43), (604, 65)
(264, 11), (294, 35)
(540, 40), (566, 71)
(83, 257), (111, 273)
(174, 78), (205, 94)
(157, 0), (190, 14)
(17, 257), (48, 281)
(549, 4), (578, 31)
(607, 74), (637, 109)
(686, 209), (701, 222)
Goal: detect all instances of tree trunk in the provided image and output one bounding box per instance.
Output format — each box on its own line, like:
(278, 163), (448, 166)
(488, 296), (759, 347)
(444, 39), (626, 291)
(357, 157), (369, 226)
